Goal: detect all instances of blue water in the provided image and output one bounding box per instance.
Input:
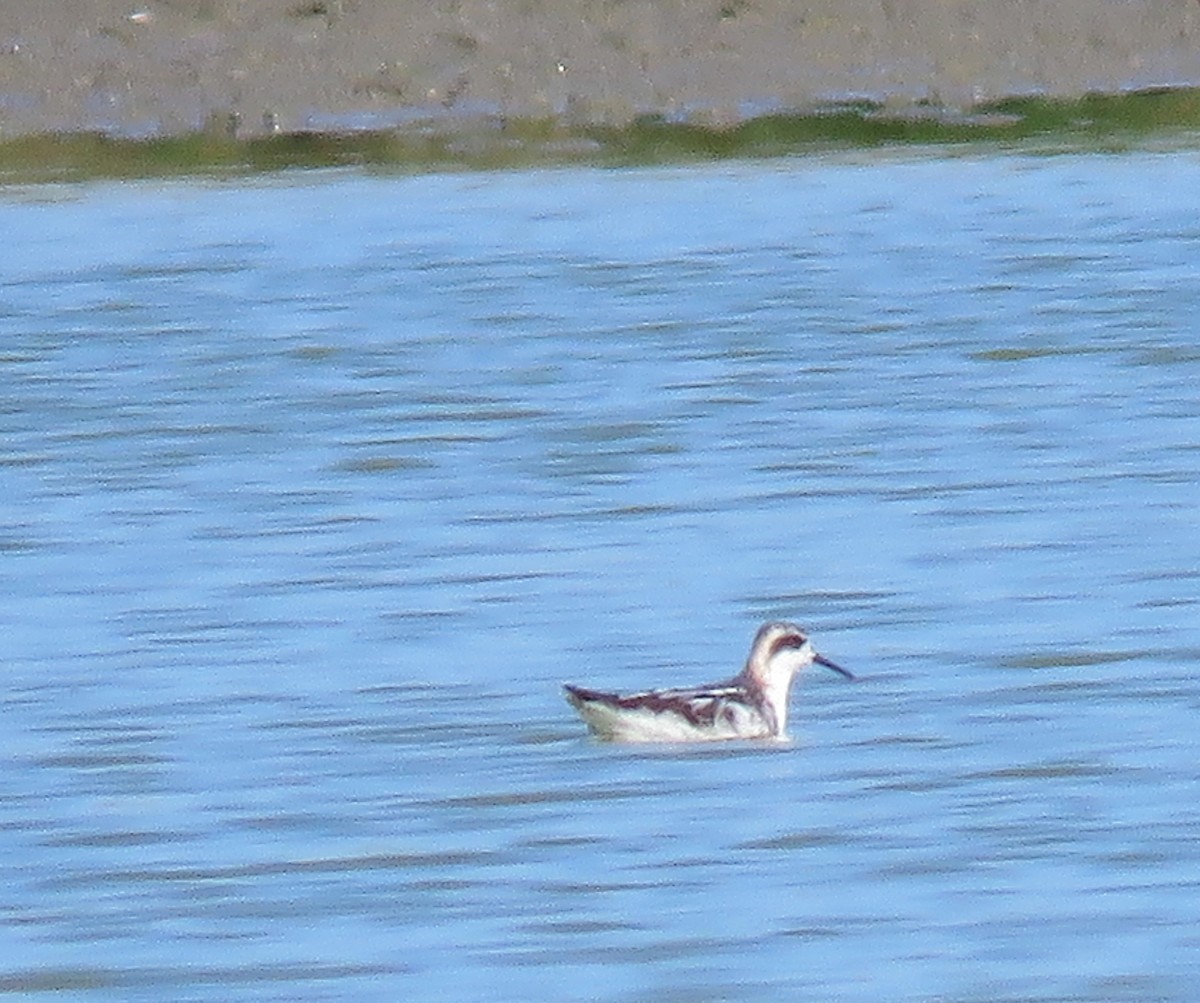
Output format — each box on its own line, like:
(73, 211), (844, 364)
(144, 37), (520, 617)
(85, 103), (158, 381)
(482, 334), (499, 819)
(3, 148), (1200, 1001)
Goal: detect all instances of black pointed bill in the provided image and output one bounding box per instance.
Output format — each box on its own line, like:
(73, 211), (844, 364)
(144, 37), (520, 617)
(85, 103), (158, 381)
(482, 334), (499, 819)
(815, 653), (855, 680)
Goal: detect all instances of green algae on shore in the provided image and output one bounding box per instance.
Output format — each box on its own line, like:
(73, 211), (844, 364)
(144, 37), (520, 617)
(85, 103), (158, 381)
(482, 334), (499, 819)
(2, 87), (1200, 183)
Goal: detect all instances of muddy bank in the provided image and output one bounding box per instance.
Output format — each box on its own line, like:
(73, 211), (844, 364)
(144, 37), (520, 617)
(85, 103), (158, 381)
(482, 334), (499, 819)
(2, 0), (1200, 139)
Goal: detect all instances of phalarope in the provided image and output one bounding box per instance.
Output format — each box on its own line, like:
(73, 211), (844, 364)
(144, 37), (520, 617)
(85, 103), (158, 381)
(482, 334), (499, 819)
(563, 621), (853, 742)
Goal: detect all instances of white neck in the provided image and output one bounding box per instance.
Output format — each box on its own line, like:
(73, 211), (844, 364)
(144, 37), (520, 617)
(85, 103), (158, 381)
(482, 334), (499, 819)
(744, 647), (809, 736)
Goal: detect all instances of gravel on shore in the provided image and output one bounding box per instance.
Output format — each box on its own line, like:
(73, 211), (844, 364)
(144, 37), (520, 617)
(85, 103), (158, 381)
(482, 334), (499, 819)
(2, 0), (1200, 140)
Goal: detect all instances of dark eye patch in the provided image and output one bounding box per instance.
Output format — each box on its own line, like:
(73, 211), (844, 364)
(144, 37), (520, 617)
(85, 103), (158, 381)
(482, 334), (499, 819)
(769, 633), (807, 656)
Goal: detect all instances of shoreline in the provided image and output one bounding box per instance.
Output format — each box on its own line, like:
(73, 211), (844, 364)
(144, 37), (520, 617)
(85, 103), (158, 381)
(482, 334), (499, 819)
(2, 88), (1200, 182)
(2, 1), (1200, 141)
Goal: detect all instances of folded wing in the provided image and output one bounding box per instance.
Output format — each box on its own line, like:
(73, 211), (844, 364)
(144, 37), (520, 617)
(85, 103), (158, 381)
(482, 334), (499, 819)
(563, 682), (771, 741)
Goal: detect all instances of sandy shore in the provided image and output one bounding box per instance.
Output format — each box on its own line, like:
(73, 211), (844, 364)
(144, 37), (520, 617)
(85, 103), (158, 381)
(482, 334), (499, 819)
(2, 0), (1200, 139)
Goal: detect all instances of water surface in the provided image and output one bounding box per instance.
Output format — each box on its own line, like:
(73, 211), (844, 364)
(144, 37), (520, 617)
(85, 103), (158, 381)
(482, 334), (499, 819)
(3, 149), (1200, 1001)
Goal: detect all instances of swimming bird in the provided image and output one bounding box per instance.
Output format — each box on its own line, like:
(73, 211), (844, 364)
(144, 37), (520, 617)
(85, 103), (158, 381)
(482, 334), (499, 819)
(563, 621), (853, 742)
